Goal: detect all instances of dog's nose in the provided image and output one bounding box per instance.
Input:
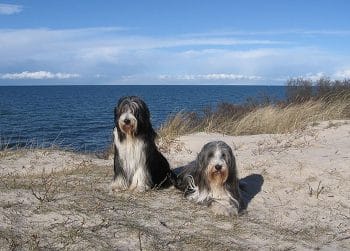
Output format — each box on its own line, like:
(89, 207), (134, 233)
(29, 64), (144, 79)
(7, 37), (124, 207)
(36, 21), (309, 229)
(214, 164), (222, 171)
(124, 118), (131, 125)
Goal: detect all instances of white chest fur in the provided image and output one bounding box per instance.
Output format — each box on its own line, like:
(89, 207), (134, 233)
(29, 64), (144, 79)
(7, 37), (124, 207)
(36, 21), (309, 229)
(184, 174), (239, 216)
(113, 128), (150, 191)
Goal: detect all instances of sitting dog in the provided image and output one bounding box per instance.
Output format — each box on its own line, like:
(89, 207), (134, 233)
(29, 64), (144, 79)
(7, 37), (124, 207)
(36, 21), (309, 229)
(174, 141), (244, 216)
(111, 96), (174, 192)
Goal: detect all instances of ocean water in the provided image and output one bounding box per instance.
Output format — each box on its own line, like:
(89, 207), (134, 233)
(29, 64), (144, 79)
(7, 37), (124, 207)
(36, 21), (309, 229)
(0, 85), (285, 152)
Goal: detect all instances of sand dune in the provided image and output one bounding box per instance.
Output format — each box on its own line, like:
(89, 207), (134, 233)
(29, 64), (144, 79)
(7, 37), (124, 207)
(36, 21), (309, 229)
(0, 120), (349, 250)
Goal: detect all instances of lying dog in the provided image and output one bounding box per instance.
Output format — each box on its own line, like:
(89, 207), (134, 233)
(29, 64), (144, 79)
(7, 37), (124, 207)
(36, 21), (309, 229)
(174, 141), (244, 216)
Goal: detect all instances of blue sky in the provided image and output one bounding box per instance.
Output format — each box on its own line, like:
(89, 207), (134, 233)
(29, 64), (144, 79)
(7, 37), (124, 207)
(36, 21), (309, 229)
(0, 0), (350, 85)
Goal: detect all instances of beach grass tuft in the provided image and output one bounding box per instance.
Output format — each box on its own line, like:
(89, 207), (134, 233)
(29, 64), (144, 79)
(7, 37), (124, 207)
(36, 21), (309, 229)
(158, 77), (350, 140)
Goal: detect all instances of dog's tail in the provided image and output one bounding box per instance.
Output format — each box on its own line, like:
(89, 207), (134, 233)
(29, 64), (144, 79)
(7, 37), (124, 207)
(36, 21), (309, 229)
(153, 169), (178, 189)
(170, 166), (194, 192)
(167, 169), (179, 188)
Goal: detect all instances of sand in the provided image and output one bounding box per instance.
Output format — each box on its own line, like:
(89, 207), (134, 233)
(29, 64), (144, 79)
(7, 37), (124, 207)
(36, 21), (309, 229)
(0, 120), (349, 250)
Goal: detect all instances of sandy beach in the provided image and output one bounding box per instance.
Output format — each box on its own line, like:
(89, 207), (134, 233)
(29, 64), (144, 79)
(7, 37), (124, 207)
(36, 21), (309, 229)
(0, 120), (349, 250)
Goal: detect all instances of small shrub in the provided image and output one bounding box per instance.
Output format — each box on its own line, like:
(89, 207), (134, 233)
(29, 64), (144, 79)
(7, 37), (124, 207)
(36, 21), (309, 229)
(30, 170), (59, 202)
(286, 78), (313, 103)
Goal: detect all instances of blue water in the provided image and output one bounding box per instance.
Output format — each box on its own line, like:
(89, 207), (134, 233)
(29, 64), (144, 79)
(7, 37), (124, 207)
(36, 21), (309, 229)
(0, 85), (285, 152)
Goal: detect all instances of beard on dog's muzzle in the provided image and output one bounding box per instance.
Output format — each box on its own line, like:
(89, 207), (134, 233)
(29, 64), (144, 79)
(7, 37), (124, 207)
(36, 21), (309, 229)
(119, 113), (137, 135)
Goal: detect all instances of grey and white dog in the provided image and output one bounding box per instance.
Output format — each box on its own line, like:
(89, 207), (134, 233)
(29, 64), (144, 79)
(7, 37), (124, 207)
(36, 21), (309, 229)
(174, 141), (244, 216)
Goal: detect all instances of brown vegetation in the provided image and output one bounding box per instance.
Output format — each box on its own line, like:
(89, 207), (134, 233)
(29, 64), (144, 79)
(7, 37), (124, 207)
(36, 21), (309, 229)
(159, 78), (350, 140)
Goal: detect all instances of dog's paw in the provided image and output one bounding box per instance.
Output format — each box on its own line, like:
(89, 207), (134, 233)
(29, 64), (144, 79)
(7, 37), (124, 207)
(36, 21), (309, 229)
(129, 184), (150, 193)
(110, 178), (128, 193)
(210, 201), (239, 217)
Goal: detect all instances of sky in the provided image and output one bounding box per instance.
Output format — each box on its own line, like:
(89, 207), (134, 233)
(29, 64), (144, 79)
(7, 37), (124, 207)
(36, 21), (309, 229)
(0, 0), (350, 85)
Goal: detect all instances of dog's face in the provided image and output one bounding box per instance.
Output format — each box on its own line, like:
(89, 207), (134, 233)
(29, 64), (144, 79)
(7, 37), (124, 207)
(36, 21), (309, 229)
(184, 141), (241, 216)
(197, 141), (235, 188)
(115, 96), (151, 136)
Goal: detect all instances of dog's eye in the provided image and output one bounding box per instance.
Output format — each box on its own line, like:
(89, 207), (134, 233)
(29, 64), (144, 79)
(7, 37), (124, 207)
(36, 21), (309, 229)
(221, 153), (226, 158)
(208, 152), (214, 158)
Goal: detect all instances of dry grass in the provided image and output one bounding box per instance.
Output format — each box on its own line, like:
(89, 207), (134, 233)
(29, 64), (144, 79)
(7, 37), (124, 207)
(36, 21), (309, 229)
(0, 161), (254, 250)
(157, 112), (200, 152)
(231, 98), (349, 135)
(159, 77), (350, 142)
(159, 92), (350, 142)
(1, 158), (343, 250)
(159, 112), (200, 139)
(0, 136), (77, 160)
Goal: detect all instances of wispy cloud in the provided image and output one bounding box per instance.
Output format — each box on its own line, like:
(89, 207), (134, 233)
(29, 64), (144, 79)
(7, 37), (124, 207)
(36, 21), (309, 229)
(0, 27), (349, 84)
(0, 3), (23, 15)
(158, 73), (262, 81)
(0, 27), (285, 54)
(0, 71), (80, 80)
(182, 29), (350, 38)
(290, 70), (350, 82)
(298, 72), (327, 81)
(334, 69), (350, 79)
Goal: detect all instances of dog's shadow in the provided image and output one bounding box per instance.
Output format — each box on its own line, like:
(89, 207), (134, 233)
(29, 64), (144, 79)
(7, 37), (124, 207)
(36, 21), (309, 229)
(239, 174), (264, 210)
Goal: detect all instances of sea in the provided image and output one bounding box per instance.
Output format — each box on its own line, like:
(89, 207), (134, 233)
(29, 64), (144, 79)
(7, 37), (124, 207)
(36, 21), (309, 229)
(0, 85), (286, 152)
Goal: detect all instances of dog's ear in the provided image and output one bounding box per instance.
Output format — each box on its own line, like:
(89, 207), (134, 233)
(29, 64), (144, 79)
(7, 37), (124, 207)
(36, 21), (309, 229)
(117, 96), (127, 107)
(226, 146), (237, 181)
(194, 150), (210, 191)
(197, 147), (208, 169)
(137, 97), (151, 120)
(114, 106), (118, 126)
(224, 147), (242, 207)
(133, 98), (157, 140)
(195, 149), (205, 178)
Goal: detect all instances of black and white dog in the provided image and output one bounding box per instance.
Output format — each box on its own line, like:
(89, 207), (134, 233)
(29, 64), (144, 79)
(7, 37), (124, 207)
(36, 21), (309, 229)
(111, 96), (174, 192)
(174, 141), (244, 216)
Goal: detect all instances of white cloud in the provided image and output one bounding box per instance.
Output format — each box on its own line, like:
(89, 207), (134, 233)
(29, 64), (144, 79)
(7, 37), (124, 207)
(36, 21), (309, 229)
(0, 71), (80, 80)
(158, 73), (262, 81)
(299, 72), (327, 81)
(182, 29), (350, 38)
(0, 3), (22, 15)
(292, 70), (350, 82)
(0, 27), (350, 84)
(333, 69), (350, 79)
(0, 28), (285, 56)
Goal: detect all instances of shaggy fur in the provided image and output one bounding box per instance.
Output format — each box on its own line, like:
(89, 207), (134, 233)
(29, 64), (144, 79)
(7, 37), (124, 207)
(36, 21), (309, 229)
(174, 141), (244, 216)
(111, 96), (174, 192)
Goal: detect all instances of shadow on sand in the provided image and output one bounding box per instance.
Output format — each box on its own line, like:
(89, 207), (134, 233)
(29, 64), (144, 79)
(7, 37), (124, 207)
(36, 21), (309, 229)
(239, 174), (264, 210)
